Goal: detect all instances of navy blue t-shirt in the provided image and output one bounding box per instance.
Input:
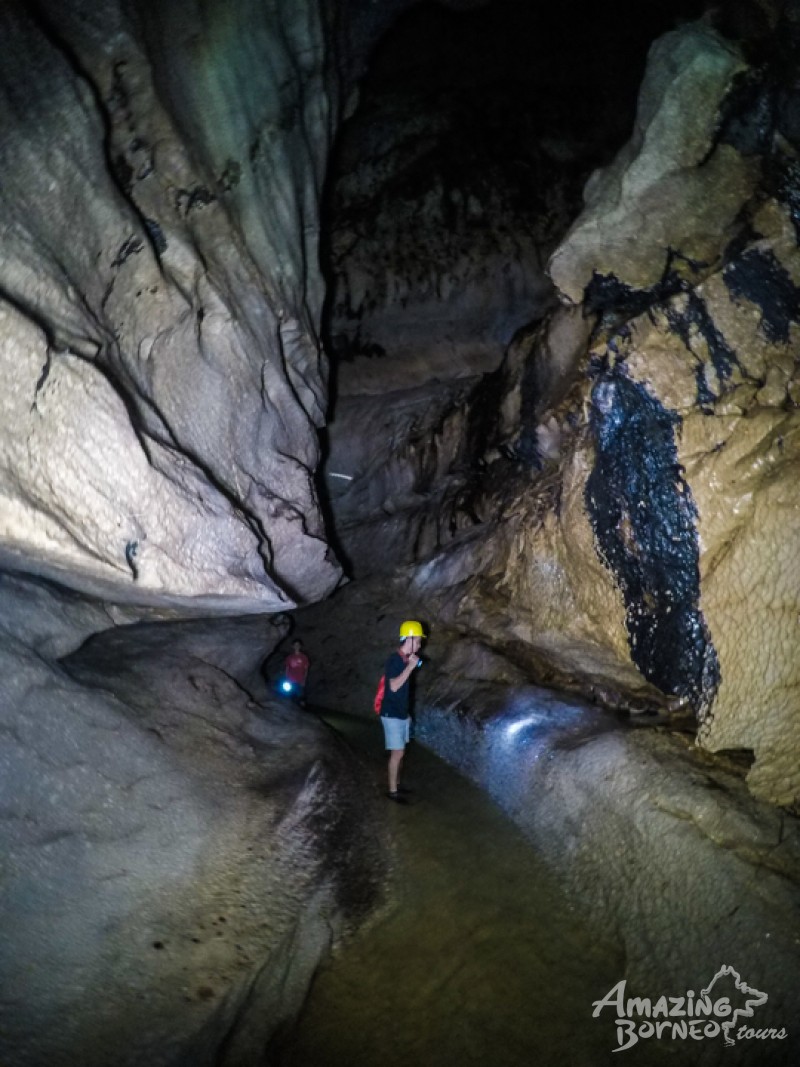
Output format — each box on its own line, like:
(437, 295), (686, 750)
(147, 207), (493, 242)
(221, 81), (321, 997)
(380, 652), (411, 719)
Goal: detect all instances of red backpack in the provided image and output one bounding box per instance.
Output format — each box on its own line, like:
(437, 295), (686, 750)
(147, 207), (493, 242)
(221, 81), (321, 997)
(373, 674), (385, 714)
(374, 651), (413, 713)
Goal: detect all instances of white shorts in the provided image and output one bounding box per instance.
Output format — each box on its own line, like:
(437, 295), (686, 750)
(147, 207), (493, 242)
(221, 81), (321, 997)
(381, 716), (410, 750)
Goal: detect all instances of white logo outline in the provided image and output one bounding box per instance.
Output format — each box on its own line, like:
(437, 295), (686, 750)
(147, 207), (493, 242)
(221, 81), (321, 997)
(700, 964), (768, 1047)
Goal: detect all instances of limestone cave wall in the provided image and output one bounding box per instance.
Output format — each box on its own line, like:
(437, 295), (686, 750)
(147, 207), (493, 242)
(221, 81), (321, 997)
(320, 0), (720, 580)
(0, 0), (346, 612)
(408, 12), (800, 806)
(0, 4), (401, 1063)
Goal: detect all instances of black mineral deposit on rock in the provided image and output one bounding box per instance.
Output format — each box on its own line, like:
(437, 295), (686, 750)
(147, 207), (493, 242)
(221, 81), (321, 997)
(585, 368), (721, 716)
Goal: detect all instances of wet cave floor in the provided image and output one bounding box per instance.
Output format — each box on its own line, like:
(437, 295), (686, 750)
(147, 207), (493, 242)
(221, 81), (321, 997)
(270, 710), (682, 1067)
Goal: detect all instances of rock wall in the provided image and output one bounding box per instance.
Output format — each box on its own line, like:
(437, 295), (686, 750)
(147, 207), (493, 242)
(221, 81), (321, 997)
(409, 15), (800, 805)
(0, 0), (345, 611)
(322, 370), (499, 576)
(0, 572), (388, 1066)
(319, 2), (721, 582)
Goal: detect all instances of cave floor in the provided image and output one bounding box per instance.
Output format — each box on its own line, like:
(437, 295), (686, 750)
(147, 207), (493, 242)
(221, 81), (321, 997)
(270, 709), (680, 1067)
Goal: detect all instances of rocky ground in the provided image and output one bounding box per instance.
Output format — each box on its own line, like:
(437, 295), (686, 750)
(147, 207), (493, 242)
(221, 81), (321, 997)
(0, 572), (389, 1067)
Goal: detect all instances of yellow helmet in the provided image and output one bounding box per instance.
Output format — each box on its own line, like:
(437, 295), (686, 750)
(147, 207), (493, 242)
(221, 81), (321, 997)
(399, 620), (426, 639)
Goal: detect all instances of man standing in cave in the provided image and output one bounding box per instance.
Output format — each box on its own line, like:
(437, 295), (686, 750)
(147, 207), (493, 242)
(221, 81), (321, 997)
(380, 620), (425, 803)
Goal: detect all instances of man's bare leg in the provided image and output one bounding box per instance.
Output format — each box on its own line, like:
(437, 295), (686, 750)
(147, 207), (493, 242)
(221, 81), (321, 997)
(388, 749), (404, 794)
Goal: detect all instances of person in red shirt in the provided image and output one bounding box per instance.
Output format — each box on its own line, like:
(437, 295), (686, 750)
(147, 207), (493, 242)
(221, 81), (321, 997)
(283, 639), (310, 707)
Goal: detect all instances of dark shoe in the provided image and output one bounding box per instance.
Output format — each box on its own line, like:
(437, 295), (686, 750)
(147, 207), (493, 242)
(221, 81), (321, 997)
(396, 785), (413, 795)
(386, 791), (408, 804)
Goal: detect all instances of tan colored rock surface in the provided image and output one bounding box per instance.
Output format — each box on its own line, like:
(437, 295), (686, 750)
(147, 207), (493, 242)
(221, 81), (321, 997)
(549, 24), (755, 302)
(0, 1), (342, 611)
(409, 18), (800, 805)
(599, 204), (800, 803)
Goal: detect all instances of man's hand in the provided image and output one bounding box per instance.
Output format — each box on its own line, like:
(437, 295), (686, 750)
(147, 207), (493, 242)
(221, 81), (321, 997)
(406, 652), (420, 670)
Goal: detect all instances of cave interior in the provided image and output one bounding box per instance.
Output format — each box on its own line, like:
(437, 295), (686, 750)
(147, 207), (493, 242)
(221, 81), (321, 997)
(1, 0), (800, 1064)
